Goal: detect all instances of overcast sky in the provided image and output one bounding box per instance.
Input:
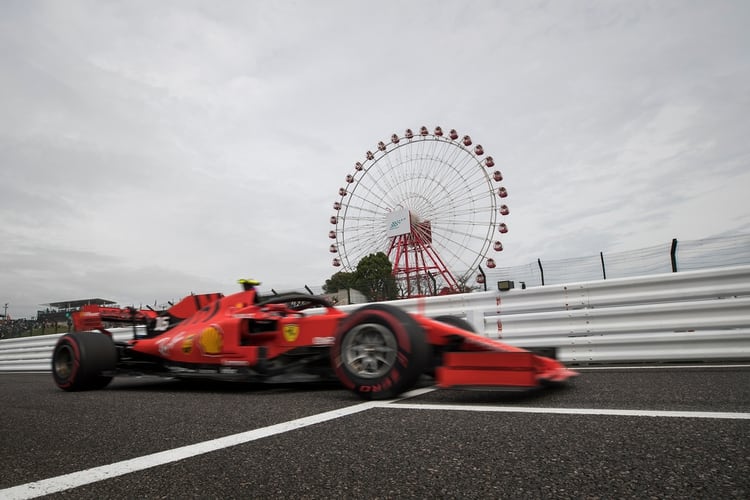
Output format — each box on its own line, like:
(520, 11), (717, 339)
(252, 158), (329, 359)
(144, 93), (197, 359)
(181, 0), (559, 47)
(1, 1), (749, 319)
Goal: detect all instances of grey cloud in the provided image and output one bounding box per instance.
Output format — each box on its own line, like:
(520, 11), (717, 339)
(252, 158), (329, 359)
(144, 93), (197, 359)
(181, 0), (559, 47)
(1, 1), (749, 318)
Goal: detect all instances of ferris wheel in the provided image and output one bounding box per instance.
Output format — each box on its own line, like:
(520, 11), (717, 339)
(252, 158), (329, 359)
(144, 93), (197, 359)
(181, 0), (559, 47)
(328, 126), (509, 297)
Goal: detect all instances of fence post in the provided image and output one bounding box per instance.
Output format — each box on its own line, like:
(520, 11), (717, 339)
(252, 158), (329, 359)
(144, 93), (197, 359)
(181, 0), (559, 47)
(477, 266), (487, 292)
(537, 258), (545, 286)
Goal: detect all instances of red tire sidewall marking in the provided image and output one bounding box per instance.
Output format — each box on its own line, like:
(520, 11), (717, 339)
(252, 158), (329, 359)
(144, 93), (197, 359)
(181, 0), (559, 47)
(56, 336), (81, 389)
(333, 309), (413, 395)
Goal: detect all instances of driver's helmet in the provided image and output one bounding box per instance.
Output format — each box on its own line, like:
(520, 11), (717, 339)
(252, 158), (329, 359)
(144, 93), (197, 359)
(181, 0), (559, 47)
(238, 278), (262, 291)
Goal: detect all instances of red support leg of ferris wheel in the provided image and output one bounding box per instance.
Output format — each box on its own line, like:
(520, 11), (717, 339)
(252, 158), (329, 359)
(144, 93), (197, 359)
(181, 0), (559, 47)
(387, 220), (461, 298)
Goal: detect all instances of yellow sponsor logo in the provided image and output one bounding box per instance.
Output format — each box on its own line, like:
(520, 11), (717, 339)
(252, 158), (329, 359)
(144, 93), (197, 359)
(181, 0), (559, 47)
(200, 326), (223, 355)
(283, 324), (300, 342)
(182, 335), (194, 354)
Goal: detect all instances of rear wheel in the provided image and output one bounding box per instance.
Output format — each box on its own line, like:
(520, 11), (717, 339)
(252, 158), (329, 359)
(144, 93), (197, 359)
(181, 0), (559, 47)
(332, 304), (430, 400)
(52, 332), (117, 391)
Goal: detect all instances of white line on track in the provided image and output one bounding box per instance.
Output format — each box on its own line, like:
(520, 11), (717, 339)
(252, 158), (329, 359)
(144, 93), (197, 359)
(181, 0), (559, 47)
(2, 386), (748, 499)
(572, 363), (750, 370)
(0, 388), (432, 500)
(387, 403), (750, 420)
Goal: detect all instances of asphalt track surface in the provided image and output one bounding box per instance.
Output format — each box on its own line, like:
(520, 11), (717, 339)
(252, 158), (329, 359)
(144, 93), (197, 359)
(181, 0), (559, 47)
(1, 366), (749, 499)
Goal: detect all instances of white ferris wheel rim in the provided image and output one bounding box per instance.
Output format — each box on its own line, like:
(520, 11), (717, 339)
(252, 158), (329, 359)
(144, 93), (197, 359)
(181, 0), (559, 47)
(329, 127), (508, 282)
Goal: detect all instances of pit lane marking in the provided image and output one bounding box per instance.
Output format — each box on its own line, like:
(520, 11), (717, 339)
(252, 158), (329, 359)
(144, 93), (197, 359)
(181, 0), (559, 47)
(3, 386), (748, 500)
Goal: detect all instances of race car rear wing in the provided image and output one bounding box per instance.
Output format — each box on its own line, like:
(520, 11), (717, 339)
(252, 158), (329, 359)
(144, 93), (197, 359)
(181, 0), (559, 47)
(71, 305), (156, 332)
(71, 293), (225, 333)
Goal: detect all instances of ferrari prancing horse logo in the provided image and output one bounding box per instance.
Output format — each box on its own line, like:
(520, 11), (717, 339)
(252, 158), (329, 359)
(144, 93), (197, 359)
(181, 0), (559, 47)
(283, 324), (300, 342)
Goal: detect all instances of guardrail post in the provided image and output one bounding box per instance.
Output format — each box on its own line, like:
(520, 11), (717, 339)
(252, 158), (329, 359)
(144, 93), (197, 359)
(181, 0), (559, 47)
(466, 308), (485, 335)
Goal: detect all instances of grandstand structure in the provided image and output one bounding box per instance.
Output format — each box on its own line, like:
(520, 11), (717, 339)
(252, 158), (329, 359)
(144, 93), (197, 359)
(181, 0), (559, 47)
(37, 298), (117, 323)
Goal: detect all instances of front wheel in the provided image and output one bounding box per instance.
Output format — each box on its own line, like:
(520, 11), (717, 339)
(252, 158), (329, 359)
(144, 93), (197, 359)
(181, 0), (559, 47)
(52, 332), (117, 391)
(331, 304), (430, 400)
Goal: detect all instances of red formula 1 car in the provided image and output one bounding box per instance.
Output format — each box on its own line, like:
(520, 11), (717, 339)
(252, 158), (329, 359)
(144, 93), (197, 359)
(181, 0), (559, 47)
(52, 279), (577, 399)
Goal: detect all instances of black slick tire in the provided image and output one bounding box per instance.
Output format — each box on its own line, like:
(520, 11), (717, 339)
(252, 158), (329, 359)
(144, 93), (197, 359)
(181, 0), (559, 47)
(433, 315), (476, 333)
(52, 332), (117, 391)
(332, 304), (430, 400)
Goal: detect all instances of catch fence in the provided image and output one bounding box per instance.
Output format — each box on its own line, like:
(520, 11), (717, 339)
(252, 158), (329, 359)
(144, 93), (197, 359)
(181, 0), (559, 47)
(484, 233), (750, 290)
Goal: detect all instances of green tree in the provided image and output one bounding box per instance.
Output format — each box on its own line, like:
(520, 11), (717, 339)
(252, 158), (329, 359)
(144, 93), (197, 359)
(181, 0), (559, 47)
(354, 252), (398, 302)
(322, 271), (356, 294)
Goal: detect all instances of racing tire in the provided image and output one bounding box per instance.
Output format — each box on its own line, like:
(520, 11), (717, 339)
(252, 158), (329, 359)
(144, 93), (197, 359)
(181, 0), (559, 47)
(52, 332), (117, 391)
(427, 315), (476, 377)
(332, 304), (430, 400)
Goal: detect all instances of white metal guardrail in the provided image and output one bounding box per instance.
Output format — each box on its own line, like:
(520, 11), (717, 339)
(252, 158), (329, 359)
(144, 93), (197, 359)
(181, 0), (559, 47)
(2, 265), (749, 372)
(0, 329), (137, 372)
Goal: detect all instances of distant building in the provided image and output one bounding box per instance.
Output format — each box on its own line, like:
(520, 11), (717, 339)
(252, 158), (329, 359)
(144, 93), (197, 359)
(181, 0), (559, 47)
(324, 288), (367, 306)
